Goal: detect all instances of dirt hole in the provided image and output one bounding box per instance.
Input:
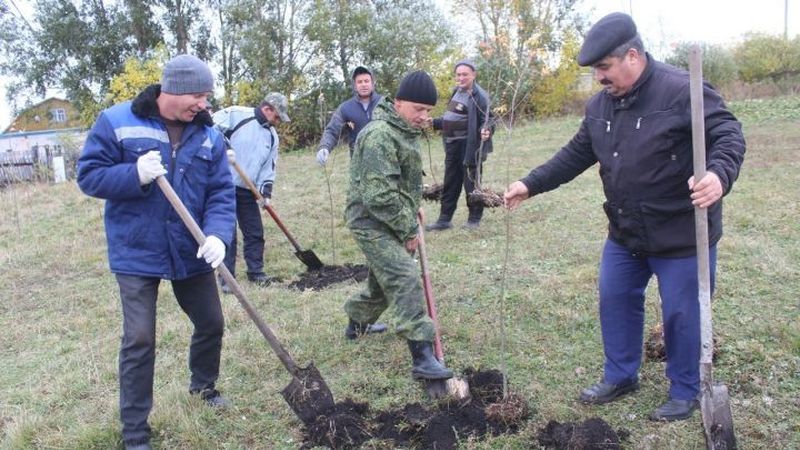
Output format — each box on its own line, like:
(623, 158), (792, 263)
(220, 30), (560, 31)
(301, 368), (531, 449)
(288, 264), (368, 291)
(536, 418), (630, 450)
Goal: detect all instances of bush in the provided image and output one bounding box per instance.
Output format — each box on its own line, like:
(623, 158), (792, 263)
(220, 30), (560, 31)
(734, 33), (800, 83)
(665, 42), (738, 89)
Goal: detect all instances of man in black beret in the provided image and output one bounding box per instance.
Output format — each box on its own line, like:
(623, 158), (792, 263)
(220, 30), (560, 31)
(505, 12), (745, 421)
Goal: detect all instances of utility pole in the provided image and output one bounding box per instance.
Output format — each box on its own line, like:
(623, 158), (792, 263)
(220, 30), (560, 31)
(785, 0), (789, 40)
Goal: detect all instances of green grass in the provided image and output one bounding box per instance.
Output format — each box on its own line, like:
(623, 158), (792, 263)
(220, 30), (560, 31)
(1, 96), (798, 449)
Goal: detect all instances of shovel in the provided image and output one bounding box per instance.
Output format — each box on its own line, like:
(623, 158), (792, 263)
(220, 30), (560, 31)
(688, 46), (737, 450)
(416, 209), (470, 400)
(229, 159), (324, 271)
(155, 176), (334, 424)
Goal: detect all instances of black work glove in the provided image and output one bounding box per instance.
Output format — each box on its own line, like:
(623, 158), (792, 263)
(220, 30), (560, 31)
(260, 182), (273, 199)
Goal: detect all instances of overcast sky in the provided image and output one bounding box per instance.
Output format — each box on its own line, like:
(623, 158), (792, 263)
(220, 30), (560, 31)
(1, 0), (796, 130)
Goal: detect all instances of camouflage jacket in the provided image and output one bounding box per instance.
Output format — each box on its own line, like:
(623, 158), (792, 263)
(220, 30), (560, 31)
(345, 98), (422, 242)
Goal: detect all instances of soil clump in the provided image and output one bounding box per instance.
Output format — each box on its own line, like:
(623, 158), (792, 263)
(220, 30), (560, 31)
(288, 264), (368, 291)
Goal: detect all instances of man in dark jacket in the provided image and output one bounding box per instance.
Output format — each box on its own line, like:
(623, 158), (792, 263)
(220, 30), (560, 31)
(504, 13), (745, 422)
(426, 59), (493, 231)
(316, 65), (384, 165)
(345, 71), (453, 381)
(77, 55), (235, 450)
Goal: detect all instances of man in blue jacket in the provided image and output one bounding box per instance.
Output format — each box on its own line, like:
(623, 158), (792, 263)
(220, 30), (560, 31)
(213, 93), (289, 291)
(77, 54), (235, 450)
(504, 13), (745, 422)
(315, 65), (384, 165)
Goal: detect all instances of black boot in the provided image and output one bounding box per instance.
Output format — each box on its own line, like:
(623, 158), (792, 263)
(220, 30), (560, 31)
(345, 319), (388, 340)
(407, 340), (453, 380)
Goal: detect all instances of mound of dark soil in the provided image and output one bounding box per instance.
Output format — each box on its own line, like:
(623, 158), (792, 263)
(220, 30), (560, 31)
(537, 418), (629, 450)
(302, 399), (371, 449)
(373, 368), (530, 449)
(464, 367), (505, 405)
(422, 183), (443, 201)
(468, 187), (504, 208)
(300, 368), (531, 449)
(645, 322), (721, 363)
(644, 323), (666, 362)
(288, 264), (368, 291)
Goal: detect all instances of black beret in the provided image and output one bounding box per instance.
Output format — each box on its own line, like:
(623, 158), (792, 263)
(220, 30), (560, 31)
(578, 12), (637, 66)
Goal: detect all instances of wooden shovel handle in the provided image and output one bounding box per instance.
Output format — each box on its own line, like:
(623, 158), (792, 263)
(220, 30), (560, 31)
(689, 47), (714, 368)
(155, 176), (300, 375)
(229, 158), (303, 251)
(417, 210), (445, 361)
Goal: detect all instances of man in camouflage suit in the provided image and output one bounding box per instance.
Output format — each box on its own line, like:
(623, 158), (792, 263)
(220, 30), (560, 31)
(344, 70), (453, 381)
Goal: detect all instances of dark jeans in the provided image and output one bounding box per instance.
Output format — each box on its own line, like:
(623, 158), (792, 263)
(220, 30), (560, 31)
(116, 271), (224, 445)
(223, 186), (266, 278)
(438, 139), (483, 223)
(598, 239), (717, 401)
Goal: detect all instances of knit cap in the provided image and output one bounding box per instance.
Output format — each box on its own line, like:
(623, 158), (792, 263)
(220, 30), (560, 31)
(395, 70), (438, 106)
(161, 54), (214, 95)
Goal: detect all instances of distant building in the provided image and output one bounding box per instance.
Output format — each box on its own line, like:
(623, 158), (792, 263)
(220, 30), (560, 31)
(1, 98), (87, 183)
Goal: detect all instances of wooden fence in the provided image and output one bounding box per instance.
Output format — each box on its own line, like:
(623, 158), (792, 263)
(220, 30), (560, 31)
(0, 144), (78, 184)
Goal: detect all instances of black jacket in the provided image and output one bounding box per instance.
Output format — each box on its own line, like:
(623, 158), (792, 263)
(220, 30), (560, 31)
(433, 82), (494, 165)
(522, 55), (745, 257)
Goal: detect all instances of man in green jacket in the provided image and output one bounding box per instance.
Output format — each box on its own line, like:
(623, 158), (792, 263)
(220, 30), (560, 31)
(344, 70), (453, 381)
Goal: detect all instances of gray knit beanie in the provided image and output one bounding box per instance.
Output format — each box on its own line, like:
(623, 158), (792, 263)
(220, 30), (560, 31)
(161, 54), (214, 95)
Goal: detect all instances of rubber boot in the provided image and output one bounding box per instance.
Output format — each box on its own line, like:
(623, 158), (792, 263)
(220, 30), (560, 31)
(407, 340), (453, 380)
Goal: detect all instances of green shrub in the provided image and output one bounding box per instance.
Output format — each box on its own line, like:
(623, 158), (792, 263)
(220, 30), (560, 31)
(665, 42), (738, 89)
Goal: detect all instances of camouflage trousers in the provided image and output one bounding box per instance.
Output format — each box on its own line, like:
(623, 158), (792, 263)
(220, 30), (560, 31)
(344, 228), (435, 342)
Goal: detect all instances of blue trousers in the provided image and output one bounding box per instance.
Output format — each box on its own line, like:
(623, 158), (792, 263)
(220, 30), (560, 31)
(598, 239), (716, 401)
(116, 271), (224, 445)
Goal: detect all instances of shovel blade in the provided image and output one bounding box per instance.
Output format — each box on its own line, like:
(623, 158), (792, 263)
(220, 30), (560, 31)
(296, 249), (324, 271)
(424, 379), (450, 399)
(423, 377), (471, 401)
(281, 363), (335, 425)
(709, 384), (737, 450)
(701, 384), (737, 450)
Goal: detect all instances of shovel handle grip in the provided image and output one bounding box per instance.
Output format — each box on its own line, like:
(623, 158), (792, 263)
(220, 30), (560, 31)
(417, 210), (445, 361)
(229, 160), (303, 251)
(155, 176), (300, 375)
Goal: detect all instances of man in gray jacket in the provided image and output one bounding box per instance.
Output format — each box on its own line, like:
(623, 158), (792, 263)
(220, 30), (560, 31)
(316, 66), (384, 165)
(426, 59), (493, 231)
(213, 93), (290, 291)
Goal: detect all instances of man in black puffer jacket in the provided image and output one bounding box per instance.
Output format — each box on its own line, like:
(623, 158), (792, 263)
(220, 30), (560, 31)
(505, 13), (745, 422)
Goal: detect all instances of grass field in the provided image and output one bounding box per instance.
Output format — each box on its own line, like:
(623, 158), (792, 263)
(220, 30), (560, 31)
(1, 96), (798, 449)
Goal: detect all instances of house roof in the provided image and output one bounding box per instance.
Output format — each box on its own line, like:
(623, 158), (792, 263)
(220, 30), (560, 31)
(3, 97), (78, 134)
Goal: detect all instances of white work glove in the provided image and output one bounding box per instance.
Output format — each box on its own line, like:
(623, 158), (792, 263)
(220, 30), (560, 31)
(226, 149), (236, 164)
(137, 150), (167, 185)
(197, 235), (225, 268)
(316, 147), (329, 166)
